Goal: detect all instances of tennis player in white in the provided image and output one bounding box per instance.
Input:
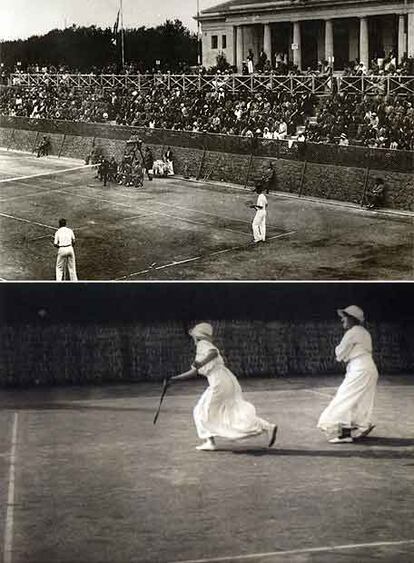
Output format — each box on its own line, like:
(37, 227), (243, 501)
(317, 305), (378, 443)
(170, 323), (277, 451)
(54, 218), (78, 281)
(251, 186), (268, 243)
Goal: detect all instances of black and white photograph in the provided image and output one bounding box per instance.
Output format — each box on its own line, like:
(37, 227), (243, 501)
(1, 1), (414, 563)
(0, 0), (413, 281)
(0, 282), (414, 562)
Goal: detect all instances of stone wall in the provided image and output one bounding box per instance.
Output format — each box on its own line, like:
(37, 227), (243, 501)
(0, 116), (413, 211)
(1, 320), (412, 387)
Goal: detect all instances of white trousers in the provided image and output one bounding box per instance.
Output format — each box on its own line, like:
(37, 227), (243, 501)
(56, 247), (78, 281)
(252, 210), (266, 242)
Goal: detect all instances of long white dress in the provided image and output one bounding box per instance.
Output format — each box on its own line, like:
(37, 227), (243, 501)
(317, 325), (379, 437)
(193, 340), (272, 440)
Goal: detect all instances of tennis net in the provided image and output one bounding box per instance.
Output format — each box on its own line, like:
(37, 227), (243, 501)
(0, 163), (98, 191)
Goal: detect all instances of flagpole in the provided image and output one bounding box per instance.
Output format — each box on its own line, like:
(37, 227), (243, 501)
(120, 0), (125, 69)
(197, 0), (201, 66)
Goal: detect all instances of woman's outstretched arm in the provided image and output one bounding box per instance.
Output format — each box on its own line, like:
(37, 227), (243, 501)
(170, 367), (198, 381)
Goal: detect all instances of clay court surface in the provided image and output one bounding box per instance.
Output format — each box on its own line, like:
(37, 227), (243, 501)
(0, 376), (413, 563)
(0, 149), (412, 281)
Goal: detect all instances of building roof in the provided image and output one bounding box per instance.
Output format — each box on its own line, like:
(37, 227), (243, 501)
(200, 0), (386, 16)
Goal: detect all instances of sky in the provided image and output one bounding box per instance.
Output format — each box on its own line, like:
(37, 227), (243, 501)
(0, 0), (219, 41)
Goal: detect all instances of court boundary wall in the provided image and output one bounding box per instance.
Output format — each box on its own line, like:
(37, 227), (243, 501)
(0, 116), (413, 211)
(1, 320), (413, 387)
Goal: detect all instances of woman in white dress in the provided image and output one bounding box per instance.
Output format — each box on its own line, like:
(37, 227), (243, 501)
(170, 323), (277, 451)
(317, 305), (379, 443)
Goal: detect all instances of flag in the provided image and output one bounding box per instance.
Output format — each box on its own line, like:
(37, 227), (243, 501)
(112, 10), (120, 45)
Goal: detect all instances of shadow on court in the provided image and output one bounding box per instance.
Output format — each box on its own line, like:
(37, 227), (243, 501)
(0, 150), (412, 280)
(0, 376), (413, 563)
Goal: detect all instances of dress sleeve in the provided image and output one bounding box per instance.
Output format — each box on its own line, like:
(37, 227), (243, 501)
(335, 329), (355, 362)
(195, 342), (218, 375)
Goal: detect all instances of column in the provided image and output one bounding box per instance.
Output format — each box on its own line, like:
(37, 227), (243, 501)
(236, 25), (244, 72)
(381, 16), (395, 58)
(349, 19), (359, 62)
(317, 23), (324, 63)
(293, 21), (302, 70)
(398, 15), (406, 63)
(325, 19), (334, 64)
(359, 16), (369, 68)
(408, 12), (414, 58)
(264, 23), (272, 62)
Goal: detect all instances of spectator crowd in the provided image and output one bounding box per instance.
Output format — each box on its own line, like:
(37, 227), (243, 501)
(1, 78), (413, 150)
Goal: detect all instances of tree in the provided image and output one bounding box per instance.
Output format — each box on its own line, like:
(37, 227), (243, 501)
(0, 21), (198, 72)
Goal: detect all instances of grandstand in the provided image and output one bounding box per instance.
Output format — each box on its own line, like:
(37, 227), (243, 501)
(0, 0), (413, 281)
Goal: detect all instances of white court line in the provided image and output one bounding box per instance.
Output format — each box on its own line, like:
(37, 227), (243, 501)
(0, 212), (55, 230)
(77, 182), (283, 230)
(173, 539), (414, 563)
(303, 388), (334, 399)
(0, 174), (88, 203)
(58, 187), (272, 238)
(155, 200), (256, 227)
(0, 187), (63, 202)
(152, 210), (252, 238)
(116, 230), (296, 280)
(119, 213), (153, 222)
(58, 189), (146, 210)
(3, 412), (18, 563)
(0, 164), (96, 184)
(28, 224), (91, 242)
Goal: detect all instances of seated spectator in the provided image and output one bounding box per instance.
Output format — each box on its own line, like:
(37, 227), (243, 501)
(339, 133), (349, 146)
(365, 178), (385, 209)
(36, 135), (51, 157)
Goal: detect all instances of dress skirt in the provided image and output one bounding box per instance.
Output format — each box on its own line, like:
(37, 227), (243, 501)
(317, 354), (378, 437)
(193, 365), (270, 440)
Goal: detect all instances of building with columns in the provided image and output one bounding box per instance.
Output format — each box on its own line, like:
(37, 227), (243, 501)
(197, 0), (414, 72)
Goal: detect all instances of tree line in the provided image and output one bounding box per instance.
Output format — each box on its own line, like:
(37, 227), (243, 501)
(0, 20), (198, 72)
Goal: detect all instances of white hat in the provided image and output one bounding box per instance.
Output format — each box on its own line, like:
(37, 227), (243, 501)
(189, 323), (213, 340)
(337, 305), (364, 323)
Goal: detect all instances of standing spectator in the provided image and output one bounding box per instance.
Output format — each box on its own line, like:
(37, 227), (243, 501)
(247, 50), (255, 74)
(98, 157), (110, 186)
(143, 146), (154, 181)
(53, 218), (77, 281)
(164, 147), (174, 175)
(257, 162), (276, 194)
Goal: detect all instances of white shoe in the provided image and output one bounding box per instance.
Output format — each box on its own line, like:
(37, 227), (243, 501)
(196, 441), (216, 451)
(329, 437), (353, 444)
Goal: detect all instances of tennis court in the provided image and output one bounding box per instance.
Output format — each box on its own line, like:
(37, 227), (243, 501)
(1, 376), (413, 563)
(0, 149), (413, 281)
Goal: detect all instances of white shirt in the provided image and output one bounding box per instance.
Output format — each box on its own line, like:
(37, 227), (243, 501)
(256, 193), (268, 211)
(335, 325), (373, 363)
(54, 226), (75, 247)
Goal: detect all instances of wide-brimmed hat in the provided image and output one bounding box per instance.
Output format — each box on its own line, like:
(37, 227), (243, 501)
(337, 305), (364, 323)
(189, 323), (214, 340)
